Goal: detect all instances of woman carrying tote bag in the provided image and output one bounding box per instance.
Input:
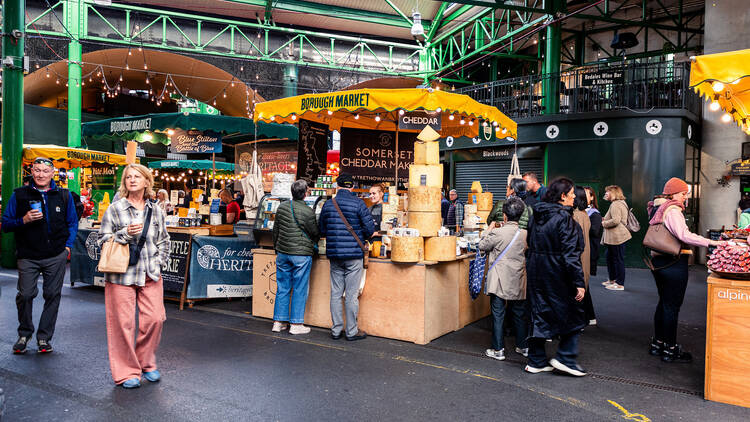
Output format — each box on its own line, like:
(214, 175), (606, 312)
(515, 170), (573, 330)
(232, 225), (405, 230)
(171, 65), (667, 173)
(98, 164), (170, 389)
(646, 178), (725, 363)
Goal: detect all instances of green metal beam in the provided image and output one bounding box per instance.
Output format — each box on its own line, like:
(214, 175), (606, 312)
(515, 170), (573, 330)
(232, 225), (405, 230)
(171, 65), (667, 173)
(383, 0), (413, 26)
(227, 0), (422, 29)
(264, 0), (273, 24)
(572, 13), (702, 34)
(446, 0), (547, 15)
(582, 9), (703, 35)
(66, 0), (84, 195)
(1, 0), (24, 268)
(582, 44), (702, 66)
(426, 2), (450, 42)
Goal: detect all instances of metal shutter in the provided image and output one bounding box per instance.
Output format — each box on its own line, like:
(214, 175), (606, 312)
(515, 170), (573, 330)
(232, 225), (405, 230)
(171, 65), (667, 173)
(454, 159), (544, 201)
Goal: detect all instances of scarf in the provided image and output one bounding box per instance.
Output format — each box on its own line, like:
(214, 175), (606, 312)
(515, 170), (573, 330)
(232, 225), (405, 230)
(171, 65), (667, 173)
(648, 199), (685, 225)
(586, 206), (599, 217)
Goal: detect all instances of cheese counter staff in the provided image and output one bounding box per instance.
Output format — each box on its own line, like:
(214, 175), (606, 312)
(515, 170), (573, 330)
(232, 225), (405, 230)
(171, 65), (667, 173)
(219, 189), (241, 224)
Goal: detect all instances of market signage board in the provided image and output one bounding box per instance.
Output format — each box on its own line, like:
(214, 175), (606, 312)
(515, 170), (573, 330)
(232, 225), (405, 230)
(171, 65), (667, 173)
(110, 117), (151, 133)
(339, 127), (416, 184)
(581, 70), (624, 86)
(161, 232), (192, 294)
(170, 129), (222, 154)
(187, 236), (254, 299)
(296, 119), (328, 182)
(398, 111), (441, 131)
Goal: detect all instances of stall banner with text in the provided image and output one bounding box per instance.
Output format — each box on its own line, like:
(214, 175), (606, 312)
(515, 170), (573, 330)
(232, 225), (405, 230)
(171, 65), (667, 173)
(236, 144), (298, 192)
(70, 229), (107, 287)
(170, 129), (222, 154)
(161, 232), (192, 294)
(339, 127), (416, 184)
(398, 111), (441, 131)
(296, 119), (328, 182)
(187, 236), (255, 299)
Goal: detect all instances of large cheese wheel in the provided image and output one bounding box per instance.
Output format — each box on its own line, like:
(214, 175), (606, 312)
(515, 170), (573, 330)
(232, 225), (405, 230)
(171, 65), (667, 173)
(409, 164), (443, 188)
(424, 236), (457, 261)
(408, 211), (441, 237)
(391, 236), (424, 263)
(414, 141), (440, 165)
(408, 186), (441, 212)
(468, 192), (494, 211)
(464, 204), (478, 214)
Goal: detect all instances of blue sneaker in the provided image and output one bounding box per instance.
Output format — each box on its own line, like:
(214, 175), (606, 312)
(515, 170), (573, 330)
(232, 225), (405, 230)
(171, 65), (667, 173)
(143, 370), (161, 382)
(121, 378), (141, 389)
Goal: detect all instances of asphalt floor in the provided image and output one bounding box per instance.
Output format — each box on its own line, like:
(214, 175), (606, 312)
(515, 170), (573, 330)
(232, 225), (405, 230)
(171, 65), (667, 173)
(1, 264), (749, 421)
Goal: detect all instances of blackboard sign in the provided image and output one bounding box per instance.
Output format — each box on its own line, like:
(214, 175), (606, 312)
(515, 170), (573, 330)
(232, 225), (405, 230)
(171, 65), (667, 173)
(162, 232), (192, 294)
(399, 111), (441, 131)
(581, 70), (624, 86)
(339, 127), (416, 184)
(170, 129), (222, 154)
(296, 119), (328, 182)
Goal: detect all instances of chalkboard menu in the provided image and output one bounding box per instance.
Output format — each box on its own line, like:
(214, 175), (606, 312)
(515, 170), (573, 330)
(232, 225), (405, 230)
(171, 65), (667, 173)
(296, 119), (328, 182)
(162, 232), (192, 294)
(339, 127), (416, 185)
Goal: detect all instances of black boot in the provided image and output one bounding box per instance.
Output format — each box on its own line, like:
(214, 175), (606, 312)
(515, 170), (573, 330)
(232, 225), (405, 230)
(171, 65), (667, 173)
(661, 344), (692, 363)
(649, 337), (664, 356)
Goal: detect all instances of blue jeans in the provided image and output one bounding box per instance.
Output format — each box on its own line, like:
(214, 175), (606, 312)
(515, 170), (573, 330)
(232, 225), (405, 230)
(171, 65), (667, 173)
(273, 253), (313, 324)
(527, 331), (580, 368)
(490, 295), (529, 351)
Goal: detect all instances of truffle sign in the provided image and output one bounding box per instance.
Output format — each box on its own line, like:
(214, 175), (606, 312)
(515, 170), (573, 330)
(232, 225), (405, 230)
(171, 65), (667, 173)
(170, 129), (222, 154)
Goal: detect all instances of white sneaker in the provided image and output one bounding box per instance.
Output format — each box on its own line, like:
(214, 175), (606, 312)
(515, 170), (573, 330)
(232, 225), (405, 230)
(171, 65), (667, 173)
(289, 324), (311, 335)
(601, 280), (615, 286)
(271, 321), (289, 332)
(605, 283), (624, 291)
(589, 319), (597, 326)
(485, 348), (505, 361)
(550, 358), (587, 377)
(515, 347), (529, 357)
(524, 364), (554, 374)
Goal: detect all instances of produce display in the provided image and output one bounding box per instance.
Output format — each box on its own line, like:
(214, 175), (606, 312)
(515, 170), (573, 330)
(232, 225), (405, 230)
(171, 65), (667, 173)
(708, 243), (750, 273)
(721, 229), (749, 241)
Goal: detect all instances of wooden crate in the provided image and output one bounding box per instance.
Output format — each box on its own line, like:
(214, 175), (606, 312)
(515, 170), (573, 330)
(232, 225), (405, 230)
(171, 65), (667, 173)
(705, 275), (750, 408)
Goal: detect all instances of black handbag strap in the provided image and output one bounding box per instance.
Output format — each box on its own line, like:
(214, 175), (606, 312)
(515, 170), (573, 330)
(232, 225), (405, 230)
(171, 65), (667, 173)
(133, 205), (153, 257)
(330, 197), (367, 254)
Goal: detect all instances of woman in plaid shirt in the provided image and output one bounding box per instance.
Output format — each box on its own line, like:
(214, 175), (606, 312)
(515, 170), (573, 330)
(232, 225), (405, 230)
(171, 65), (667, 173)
(98, 164), (170, 389)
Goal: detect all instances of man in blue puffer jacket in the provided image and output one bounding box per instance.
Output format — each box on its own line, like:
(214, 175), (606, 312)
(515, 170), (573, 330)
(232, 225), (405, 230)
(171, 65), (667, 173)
(319, 173), (376, 341)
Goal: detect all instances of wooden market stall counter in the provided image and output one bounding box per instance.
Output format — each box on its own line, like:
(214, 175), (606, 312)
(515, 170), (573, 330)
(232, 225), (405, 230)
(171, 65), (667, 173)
(252, 248), (489, 345)
(705, 274), (750, 408)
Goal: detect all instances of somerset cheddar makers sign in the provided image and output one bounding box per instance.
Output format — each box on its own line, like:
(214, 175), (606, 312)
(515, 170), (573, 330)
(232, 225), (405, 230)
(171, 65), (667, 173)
(339, 127), (416, 184)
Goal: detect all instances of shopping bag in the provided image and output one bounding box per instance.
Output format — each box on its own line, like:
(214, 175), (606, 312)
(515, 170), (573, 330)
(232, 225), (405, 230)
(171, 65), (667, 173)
(98, 238), (129, 273)
(468, 252), (487, 300)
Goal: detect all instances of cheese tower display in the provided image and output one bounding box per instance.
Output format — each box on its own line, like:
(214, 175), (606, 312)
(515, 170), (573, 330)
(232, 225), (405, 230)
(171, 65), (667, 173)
(391, 236), (424, 262)
(408, 126), (443, 239)
(424, 236), (457, 261)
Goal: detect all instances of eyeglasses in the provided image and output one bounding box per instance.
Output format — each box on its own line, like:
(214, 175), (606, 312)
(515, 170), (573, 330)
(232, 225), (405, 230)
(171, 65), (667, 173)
(33, 158), (54, 167)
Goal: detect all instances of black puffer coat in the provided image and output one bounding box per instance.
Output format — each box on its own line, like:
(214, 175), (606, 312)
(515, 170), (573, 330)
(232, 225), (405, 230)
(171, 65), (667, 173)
(273, 199), (320, 256)
(526, 201), (586, 338)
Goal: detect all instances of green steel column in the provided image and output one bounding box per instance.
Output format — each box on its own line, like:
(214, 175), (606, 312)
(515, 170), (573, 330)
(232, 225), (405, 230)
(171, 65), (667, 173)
(66, 0), (83, 194)
(283, 64), (298, 98)
(419, 46), (431, 85)
(1, 0), (26, 268)
(543, 0), (563, 115)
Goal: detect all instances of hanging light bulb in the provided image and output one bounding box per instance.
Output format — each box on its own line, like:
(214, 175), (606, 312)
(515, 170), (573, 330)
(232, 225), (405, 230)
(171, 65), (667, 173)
(119, 74), (123, 82)
(125, 64), (129, 70)
(709, 101), (721, 112)
(46, 68), (50, 78)
(354, 114), (360, 120)
(460, 118), (465, 125)
(188, 169), (193, 174)
(721, 112), (732, 123)
(398, 109), (405, 116)
(449, 114), (455, 120)
(231, 81), (235, 87)
(436, 107), (442, 113)
(712, 81), (725, 92)
(291, 114), (297, 120)
(144, 64), (148, 70)
(222, 90), (227, 98)
(502, 128), (508, 134)
(327, 110), (333, 115)
(469, 119), (474, 126)
(375, 114), (381, 122)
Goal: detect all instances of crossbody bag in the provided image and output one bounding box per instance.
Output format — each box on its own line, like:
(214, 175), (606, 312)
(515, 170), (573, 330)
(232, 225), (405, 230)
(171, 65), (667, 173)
(331, 198), (369, 269)
(482, 229), (521, 295)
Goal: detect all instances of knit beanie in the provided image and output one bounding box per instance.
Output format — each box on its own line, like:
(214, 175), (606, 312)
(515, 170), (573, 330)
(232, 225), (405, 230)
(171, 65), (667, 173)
(662, 177), (689, 195)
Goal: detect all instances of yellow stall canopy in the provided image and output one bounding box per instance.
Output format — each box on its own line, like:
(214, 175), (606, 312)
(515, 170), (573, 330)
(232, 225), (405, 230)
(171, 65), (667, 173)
(690, 49), (750, 133)
(21, 145), (132, 169)
(253, 88), (517, 140)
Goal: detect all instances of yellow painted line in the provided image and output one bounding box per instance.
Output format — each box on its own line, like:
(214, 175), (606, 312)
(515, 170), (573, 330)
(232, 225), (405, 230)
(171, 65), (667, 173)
(608, 400), (651, 422)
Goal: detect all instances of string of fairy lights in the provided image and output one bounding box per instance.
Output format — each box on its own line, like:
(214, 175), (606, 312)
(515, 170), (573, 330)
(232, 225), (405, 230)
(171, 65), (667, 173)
(152, 168), (241, 185)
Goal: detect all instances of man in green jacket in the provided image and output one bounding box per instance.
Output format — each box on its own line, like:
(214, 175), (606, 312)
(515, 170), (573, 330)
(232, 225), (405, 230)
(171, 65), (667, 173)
(271, 179), (320, 335)
(487, 178), (533, 229)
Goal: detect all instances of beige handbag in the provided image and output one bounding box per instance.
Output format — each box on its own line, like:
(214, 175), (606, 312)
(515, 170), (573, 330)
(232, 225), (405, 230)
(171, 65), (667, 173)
(98, 238), (130, 273)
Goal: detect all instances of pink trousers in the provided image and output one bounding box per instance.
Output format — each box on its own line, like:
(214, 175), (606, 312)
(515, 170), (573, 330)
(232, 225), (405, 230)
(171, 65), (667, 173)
(105, 277), (166, 384)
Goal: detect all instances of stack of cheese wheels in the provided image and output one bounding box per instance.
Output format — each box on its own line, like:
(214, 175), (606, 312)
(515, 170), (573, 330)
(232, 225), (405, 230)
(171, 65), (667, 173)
(470, 192), (494, 223)
(408, 141), (442, 238)
(391, 236), (424, 262)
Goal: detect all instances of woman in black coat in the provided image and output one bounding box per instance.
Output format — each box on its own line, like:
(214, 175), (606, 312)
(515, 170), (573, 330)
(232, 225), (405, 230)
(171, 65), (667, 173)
(525, 177), (587, 377)
(583, 186), (602, 324)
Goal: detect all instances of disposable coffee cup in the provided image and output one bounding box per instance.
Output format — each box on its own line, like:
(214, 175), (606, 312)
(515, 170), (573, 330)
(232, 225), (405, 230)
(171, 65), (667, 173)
(29, 200), (42, 212)
(131, 214), (144, 234)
